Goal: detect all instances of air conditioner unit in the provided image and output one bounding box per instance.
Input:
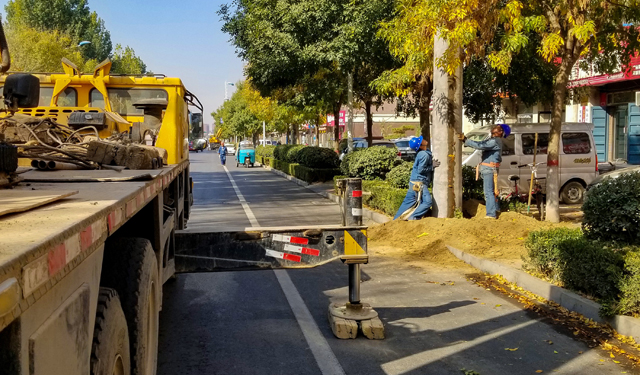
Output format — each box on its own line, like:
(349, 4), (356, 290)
(636, 91), (640, 106)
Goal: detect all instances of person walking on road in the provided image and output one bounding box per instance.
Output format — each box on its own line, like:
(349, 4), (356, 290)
(218, 142), (228, 166)
(457, 124), (507, 219)
(394, 136), (440, 220)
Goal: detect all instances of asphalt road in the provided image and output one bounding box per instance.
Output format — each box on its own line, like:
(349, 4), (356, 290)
(158, 150), (632, 375)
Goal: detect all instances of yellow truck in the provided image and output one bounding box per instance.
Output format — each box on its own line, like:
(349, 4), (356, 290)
(0, 27), (373, 375)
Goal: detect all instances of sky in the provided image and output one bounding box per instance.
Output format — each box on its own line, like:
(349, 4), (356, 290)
(0, 0), (244, 127)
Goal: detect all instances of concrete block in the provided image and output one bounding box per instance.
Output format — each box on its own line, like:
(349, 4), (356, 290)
(328, 312), (358, 339)
(559, 289), (604, 323)
(609, 315), (640, 342)
(360, 317), (385, 340)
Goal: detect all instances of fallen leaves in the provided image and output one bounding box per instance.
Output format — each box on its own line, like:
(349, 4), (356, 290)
(505, 347), (518, 351)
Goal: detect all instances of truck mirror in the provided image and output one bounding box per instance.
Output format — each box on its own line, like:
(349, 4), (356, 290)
(3, 73), (40, 110)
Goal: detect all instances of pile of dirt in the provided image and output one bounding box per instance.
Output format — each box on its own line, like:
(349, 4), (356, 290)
(368, 202), (577, 268)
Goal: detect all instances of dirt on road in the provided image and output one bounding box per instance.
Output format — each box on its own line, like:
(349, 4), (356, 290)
(368, 201), (577, 269)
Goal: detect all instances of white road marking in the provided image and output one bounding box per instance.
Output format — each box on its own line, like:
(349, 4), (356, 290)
(223, 165), (260, 227)
(223, 164), (346, 375)
(274, 270), (346, 375)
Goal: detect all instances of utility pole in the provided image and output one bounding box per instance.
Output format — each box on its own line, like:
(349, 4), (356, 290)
(262, 121), (266, 144)
(432, 34), (463, 218)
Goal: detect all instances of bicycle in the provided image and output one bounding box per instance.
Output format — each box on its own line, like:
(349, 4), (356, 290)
(503, 162), (546, 220)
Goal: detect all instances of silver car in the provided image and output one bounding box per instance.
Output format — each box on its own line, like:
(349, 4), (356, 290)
(393, 138), (416, 161)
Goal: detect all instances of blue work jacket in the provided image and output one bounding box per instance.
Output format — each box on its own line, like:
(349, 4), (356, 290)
(410, 149), (434, 184)
(219, 146), (227, 156)
(464, 137), (503, 164)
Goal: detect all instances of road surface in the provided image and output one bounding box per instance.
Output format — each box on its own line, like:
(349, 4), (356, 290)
(158, 150), (632, 375)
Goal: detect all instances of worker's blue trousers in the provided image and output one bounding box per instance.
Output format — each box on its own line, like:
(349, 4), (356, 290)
(394, 182), (432, 220)
(220, 155), (226, 166)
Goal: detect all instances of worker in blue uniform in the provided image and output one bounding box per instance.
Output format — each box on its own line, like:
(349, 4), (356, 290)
(394, 136), (441, 220)
(218, 142), (228, 166)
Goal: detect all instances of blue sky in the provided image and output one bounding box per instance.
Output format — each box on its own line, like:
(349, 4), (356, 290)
(0, 0), (244, 126)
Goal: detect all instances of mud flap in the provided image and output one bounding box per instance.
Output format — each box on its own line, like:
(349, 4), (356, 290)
(175, 226), (368, 272)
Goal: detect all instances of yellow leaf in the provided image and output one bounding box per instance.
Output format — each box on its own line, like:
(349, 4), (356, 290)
(600, 359), (605, 362)
(495, 304), (502, 307)
(613, 360), (620, 364)
(610, 353), (615, 358)
(505, 347), (518, 351)
(554, 351), (558, 354)
(536, 371), (543, 373)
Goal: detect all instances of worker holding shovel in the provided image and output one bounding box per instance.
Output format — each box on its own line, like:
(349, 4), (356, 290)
(394, 136), (440, 220)
(457, 124), (508, 219)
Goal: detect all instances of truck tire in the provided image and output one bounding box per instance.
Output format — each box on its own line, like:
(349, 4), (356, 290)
(91, 288), (131, 375)
(102, 238), (160, 375)
(560, 181), (585, 205)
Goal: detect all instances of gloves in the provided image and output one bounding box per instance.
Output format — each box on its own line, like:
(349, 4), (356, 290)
(432, 159), (441, 168)
(456, 133), (466, 142)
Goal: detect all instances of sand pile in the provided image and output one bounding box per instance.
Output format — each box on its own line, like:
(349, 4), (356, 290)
(368, 202), (576, 267)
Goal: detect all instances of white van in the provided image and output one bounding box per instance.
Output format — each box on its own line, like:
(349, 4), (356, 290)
(462, 123), (598, 204)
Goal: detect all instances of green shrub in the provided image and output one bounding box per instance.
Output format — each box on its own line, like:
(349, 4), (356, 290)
(463, 165), (484, 201)
(582, 171), (640, 245)
(271, 158), (339, 183)
(525, 228), (624, 310)
(525, 228), (584, 280)
(256, 145), (275, 158)
(386, 162), (413, 189)
(617, 249), (640, 317)
(298, 147), (339, 169)
(341, 146), (398, 180)
(362, 180), (406, 216)
(340, 151), (358, 176)
(273, 144), (296, 160)
(285, 145), (307, 163)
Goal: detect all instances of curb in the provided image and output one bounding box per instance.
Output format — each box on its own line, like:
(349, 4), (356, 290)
(257, 162), (391, 224)
(447, 245), (640, 342)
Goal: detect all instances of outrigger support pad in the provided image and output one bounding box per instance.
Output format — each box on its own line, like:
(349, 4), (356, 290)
(330, 178), (385, 340)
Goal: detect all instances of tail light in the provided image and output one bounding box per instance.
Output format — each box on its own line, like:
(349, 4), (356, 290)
(397, 152), (402, 157)
(595, 153), (598, 172)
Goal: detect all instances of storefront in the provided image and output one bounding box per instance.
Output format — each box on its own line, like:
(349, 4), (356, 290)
(567, 56), (640, 163)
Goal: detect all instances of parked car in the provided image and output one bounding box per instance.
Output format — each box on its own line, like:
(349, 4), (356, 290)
(462, 122), (598, 204)
(588, 165), (640, 190)
(259, 139), (274, 146)
(338, 138), (400, 160)
(226, 144), (236, 155)
(394, 138), (416, 161)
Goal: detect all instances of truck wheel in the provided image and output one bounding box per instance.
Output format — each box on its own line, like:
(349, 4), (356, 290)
(103, 238), (160, 375)
(91, 288), (131, 375)
(560, 181), (585, 205)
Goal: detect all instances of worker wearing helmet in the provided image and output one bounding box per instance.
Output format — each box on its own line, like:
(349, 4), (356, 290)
(457, 124), (508, 219)
(218, 142), (228, 166)
(394, 136), (441, 220)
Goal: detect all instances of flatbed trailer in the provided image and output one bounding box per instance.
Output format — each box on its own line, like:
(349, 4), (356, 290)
(0, 161), (191, 375)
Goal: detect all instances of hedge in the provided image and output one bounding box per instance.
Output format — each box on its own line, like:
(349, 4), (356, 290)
(340, 146), (398, 180)
(523, 228), (640, 317)
(271, 159), (340, 183)
(256, 145), (275, 158)
(298, 147), (340, 169)
(386, 162), (413, 189)
(583, 171), (640, 245)
(333, 175), (406, 217)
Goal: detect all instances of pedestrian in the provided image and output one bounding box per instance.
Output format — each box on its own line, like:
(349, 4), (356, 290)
(457, 124), (508, 219)
(394, 136), (440, 220)
(218, 141), (228, 166)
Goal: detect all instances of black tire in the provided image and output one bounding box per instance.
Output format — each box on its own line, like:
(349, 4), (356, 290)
(91, 288), (131, 375)
(560, 181), (585, 205)
(102, 238), (160, 375)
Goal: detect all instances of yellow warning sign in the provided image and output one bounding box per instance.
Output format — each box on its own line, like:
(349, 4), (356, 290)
(344, 230), (366, 255)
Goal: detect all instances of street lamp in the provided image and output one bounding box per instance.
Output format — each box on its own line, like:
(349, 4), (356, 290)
(77, 41), (91, 47)
(224, 81), (235, 101)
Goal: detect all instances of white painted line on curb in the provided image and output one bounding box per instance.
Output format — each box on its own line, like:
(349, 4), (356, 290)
(223, 164), (346, 375)
(223, 165), (260, 227)
(274, 269), (346, 375)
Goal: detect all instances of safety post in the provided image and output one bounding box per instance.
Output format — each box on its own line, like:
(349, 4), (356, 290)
(329, 178), (385, 340)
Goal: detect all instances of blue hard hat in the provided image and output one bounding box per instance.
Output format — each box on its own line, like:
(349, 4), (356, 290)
(500, 124), (511, 138)
(409, 136), (424, 152)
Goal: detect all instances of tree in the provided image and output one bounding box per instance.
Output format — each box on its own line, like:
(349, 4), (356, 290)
(382, 0), (640, 222)
(5, 0), (112, 61)
(5, 24), (88, 72)
(111, 44), (147, 74)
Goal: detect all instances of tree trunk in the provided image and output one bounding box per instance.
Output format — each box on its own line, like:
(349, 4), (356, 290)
(292, 124), (298, 145)
(418, 80), (433, 140)
(333, 104), (341, 151)
(365, 100), (373, 147)
(315, 114), (320, 146)
(546, 53), (575, 223)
